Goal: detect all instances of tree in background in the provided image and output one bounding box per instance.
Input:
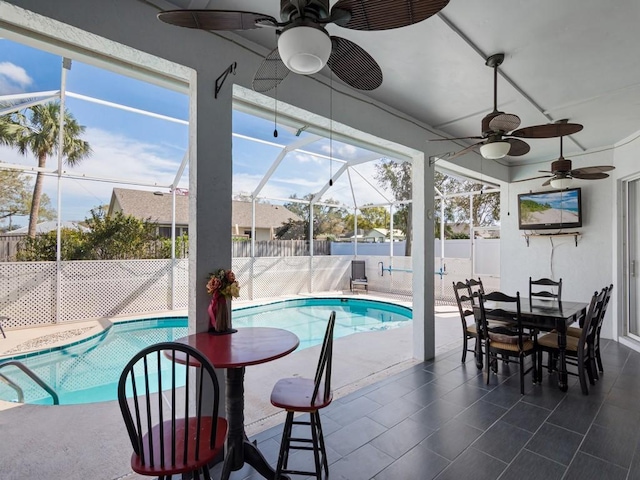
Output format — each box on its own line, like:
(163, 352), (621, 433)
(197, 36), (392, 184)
(375, 160), (412, 255)
(16, 208), (160, 261)
(1, 103), (91, 237)
(83, 208), (158, 260)
(277, 194), (346, 240)
(434, 170), (499, 238)
(0, 170), (55, 232)
(343, 205), (389, 232)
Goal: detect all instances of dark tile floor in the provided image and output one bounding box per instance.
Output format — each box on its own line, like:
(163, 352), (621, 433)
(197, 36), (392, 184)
(215, 339), (640, 479)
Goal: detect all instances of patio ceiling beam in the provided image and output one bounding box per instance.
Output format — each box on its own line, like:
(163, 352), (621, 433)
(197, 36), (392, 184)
(0, 161), (171, 188)
(252, 134), (321, 198)
(0, 90), (60, 101)
(65, 92), (189, 125)
(0, 94), (60, 115)
(171, 150), (188, 189)
(310, 153), (382, 205)
(234, 133), (349, 164)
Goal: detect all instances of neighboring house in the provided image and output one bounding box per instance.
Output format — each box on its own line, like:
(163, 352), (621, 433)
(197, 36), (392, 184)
(340, 228), (405, 242)
(107, 188), (300, 241)
(5, 220), (88, 235)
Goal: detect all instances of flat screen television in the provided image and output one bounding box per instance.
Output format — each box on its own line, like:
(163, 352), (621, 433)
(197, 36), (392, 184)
(517, 188), (582, 230)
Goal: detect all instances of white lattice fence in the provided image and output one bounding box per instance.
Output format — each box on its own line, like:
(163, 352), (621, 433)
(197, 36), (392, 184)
(59, 260), (174, 322)
(0, 262), (57, 328)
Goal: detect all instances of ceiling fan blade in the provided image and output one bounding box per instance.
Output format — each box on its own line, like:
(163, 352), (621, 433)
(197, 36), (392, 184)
(327, 37), (382, 90)
(252, 48), (290, 93)
(506, 138), (530, 157)
(488, 113), (521, 133)
(512, 175), (553, 183)
(571, 172), (610, 180)
(511, 122), (583, 139)
(331, 0), (449, 31)
(446, 140), (486, 161)
(157, 10), (277, 30)
(538, 170), (553, 174)
(541, 178), (554, 187)
(429, 136), (484, 142)
(571, 165), (615, 175)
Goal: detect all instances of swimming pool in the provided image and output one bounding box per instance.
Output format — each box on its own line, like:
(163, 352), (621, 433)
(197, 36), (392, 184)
(0, 298), (411, 405)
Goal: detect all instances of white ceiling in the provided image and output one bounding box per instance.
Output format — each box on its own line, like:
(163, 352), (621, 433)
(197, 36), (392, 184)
(164, 0), (640, 168)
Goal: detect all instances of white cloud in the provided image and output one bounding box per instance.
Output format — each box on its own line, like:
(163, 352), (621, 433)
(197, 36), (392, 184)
(0, 62), (32, 93)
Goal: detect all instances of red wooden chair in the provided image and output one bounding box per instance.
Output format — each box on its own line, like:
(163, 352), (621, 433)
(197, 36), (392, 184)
(118, 342), (227, 480)
(270, 311), (336, 479)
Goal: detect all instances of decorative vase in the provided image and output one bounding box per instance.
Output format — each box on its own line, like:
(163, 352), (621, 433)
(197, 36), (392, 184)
(208, 295), (235, 334)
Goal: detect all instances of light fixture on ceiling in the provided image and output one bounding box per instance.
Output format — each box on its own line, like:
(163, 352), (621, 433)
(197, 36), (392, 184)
(278, 26), (332, 75)
(549, 177), (574, 189)
(479, 140), (511, 159)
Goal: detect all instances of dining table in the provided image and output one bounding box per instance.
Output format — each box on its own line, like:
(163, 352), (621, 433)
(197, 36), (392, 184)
(176, 327), (300, 480)
(481, 297), (589, 391)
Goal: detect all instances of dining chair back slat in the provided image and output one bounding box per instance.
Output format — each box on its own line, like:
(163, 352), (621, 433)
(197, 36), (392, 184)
(529, 277), (562, 301)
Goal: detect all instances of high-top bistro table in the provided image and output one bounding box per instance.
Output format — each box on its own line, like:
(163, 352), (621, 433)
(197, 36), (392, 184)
(177, 327), (299, 480)
(481, 297), (588, 392)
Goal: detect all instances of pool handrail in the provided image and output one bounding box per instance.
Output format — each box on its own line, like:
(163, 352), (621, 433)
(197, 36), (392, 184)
(0, 360), (59, 405)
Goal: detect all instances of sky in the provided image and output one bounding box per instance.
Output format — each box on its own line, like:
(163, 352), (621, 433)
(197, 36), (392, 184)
(0, 37), (398, 228)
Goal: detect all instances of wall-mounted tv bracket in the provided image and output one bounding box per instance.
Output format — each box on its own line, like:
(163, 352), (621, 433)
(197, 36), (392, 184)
(523, 232), (580, 247)
(214, 62), (237, 99)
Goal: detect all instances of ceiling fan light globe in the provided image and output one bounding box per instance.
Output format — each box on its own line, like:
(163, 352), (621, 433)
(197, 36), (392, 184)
(480, 141), (511, 159)
(550, 177), (574, 189)
(278, 26), (332, 75)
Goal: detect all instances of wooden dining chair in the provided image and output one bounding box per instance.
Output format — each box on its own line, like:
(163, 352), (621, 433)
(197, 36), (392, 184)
(118, 342), (227, 480)
(453, 281), (479, 364)
(474, 291), (538, 395)
(537, 288), (605, 395)
(566, 284), (613, 379)
(467, 277), (485, 300)
(529, 277), (562, 302)
(270, 312), (335, 479)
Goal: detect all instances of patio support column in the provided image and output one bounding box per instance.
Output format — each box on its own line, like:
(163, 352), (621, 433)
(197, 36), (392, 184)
(412, 153), (435, 361)
(188, 71), (232, 333)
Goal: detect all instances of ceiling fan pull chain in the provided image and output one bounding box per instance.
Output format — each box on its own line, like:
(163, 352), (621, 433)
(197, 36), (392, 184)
(273, 65), (279, 138)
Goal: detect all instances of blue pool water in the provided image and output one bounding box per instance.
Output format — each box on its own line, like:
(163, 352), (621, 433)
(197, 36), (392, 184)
(0, 298), (411, 405)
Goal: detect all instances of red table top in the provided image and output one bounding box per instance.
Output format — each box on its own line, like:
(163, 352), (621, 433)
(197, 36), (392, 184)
(176, 327), (300, 368)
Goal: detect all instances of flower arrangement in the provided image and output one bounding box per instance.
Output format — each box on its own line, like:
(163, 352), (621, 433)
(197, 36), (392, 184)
(206, 269), (239, 333)
(206, 269), (240, 299)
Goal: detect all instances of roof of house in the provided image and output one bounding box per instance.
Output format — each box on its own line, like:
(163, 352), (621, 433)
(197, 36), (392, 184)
(7, 221), (88, 235)
(108, 188), (300, 229)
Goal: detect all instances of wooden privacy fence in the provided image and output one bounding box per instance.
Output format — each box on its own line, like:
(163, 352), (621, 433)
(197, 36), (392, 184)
(0, 236), (330, 261)
(0, 235), (25, 262)
(233, 240), (330, 257)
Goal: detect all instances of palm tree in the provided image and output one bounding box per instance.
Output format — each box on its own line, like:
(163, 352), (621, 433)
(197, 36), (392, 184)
(2, 102), (91, 237)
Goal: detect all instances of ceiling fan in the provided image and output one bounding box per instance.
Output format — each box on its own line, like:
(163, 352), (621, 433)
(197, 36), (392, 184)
(157, 0), (449, 93)
(432, 53), (583, 160)
(521, 134), (615, 189)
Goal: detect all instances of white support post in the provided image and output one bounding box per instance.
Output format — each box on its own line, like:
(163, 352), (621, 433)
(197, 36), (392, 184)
(309, 202), (314, 293)
(170, 188), (176, 310)
(353, 207), (358, 257)
(55, 58), (70, 324)
(389, 204), (394, 258)
(440, 192), (446, 300)
(470, 194), (475, 278)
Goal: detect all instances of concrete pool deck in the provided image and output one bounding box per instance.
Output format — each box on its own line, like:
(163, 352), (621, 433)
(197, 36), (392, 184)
(0, 294), (463, 479)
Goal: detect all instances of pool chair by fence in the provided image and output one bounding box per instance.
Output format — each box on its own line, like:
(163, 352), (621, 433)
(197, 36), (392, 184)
(118, 342), (227, 480)
(270, 311), (336, 479)
(0, 316), (6, 338)
(350, 260), (368, 293)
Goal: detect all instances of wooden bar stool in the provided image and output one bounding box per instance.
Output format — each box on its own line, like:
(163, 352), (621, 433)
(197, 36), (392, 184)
(270, 312), (335, 479)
